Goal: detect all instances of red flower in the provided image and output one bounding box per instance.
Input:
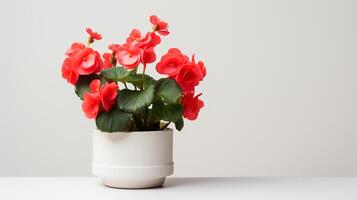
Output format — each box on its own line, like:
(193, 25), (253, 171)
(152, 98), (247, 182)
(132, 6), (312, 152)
(156, 48), (189, 77)
(65, 42), (85, 57)
(198, 61), (206, 78)
(116, 42), (141, 69)
(82, 92), (100, 119)
(82, 79), (119, 119)
(82, 79), (101, 119)
(182, 93), (204, 120)
(128, 30), (161, 49)
(147, 32), (161, 48)
(141, 47), (156, 66)
(100, 82), (118, 112)
(86, 27), (102, 40)
(102, 53), (113, 69)
(72, 47), (103, 75)
(126, 29), (143, 44)
(150, 15), (169, 36)
(61, 42), (85, 85)
(175, 61), (203, 93)
(103, 44), (120, 69)
(61, 57), (79, 85)
(192, 54), (206, 79)
(137, 32), (161, 67)
(125, 29), (162, 70)
(125, 30), (161, 67)
(116, 29), (155, 70)
(142, 33), (161, 62)
(108, 44), (120, 53)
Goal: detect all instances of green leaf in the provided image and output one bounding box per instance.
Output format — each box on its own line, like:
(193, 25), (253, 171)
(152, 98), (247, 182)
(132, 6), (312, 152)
(174, 117), (184, 131)
(117, 85), (155, 112)
(100, 67), (131, 82)
(155, 78), (182, 104)
(75, 74), (99, 100)
(152, 101), (183, 122)
(95, 109), (132, 132)
(125, 74), (156, 89)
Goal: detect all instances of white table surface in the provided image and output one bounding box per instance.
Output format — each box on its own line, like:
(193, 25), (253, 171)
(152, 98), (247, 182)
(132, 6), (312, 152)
(0, 177), (356, 200)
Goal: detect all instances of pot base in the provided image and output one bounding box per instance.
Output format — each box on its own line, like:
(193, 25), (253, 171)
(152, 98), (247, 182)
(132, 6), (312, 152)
(102, 177), (166, 189)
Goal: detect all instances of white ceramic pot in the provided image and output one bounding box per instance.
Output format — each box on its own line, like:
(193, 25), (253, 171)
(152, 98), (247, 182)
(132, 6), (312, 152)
(92, 128), (174, 189)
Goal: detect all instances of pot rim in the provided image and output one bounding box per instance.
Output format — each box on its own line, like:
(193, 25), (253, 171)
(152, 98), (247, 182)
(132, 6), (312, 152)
(93, 128), (173, 134)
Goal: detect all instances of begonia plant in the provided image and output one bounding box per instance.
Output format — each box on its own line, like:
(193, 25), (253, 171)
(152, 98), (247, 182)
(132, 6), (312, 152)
(61, 15), (206, 132)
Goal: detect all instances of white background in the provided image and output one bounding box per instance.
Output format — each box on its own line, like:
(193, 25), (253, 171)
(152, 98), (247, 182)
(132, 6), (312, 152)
(1, 0), (356, 176)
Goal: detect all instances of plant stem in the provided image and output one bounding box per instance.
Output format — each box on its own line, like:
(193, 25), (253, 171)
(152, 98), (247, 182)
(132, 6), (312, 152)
(143, 110), (147, 129)
(143, 64), (146, 75)
(133, 114), (143, 130)
(162, 122), (171, 130)
(142, 64), (146, 89)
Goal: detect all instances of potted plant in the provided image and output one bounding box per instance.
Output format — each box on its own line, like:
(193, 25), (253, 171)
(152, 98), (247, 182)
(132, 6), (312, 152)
(60, 15), (206, 188)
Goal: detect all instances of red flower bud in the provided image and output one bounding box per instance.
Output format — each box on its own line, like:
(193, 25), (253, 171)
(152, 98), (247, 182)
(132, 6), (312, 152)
(86, 27), (102, 41)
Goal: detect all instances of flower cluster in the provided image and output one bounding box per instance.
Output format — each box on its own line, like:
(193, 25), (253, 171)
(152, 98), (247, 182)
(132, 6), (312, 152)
(82, 80), (118, 119)
(61, 15), (206, 132)
(156, 49), (206, 120)
(61, 42), (102, 85)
